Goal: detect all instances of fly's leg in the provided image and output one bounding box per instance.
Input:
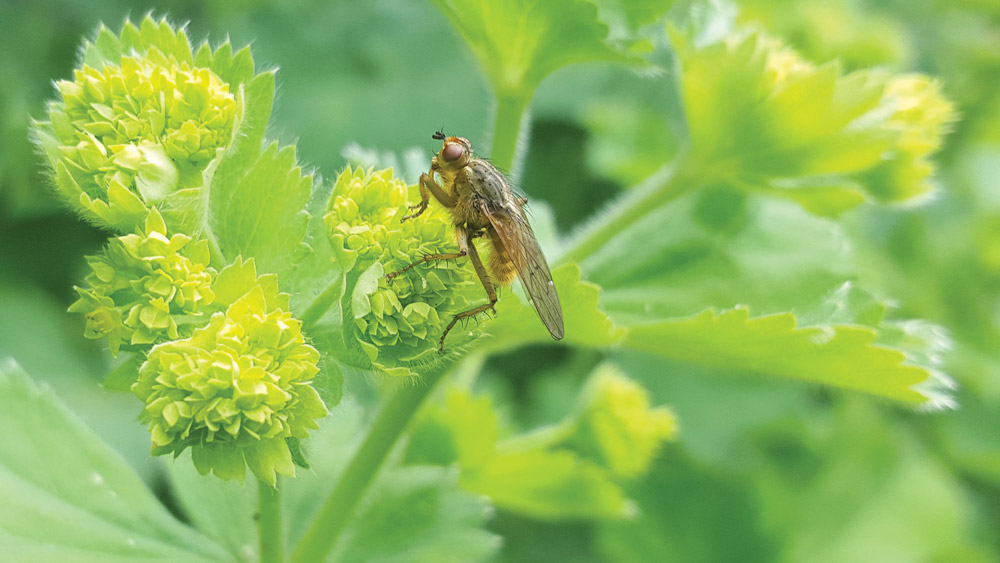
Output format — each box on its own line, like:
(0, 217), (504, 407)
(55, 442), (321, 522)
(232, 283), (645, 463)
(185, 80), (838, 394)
(402, 169), (458, 221)
(385, 226), (474, 284)
(402, 172), (432, 221)
(385, 249), (467, 283)
(439, 238), (496, 353)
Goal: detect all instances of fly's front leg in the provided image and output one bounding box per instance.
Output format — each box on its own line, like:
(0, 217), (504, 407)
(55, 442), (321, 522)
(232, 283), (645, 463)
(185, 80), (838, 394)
(440, 233), (497, 353)
(402, 172), (433, 221)
(402, 167), (459, 222)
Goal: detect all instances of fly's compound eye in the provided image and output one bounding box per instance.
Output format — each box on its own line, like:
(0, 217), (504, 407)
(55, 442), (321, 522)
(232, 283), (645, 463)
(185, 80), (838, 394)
(442, 143), (465, 162)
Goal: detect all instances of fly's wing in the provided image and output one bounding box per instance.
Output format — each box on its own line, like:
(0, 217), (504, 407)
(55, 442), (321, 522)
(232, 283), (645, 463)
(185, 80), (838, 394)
(484, 203), (565, 340)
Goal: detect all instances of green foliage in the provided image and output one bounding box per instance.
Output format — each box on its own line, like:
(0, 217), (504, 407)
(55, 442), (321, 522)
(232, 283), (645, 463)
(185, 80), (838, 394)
(407, 365), (677, 520)
(672, 28), (956, 215)
(429, 0), (637, 102)
(626, 306), (940, 405)
(0, 361), (231, 561)
(3, 3), (995, 563)
(407, 386), (635, 519)
(736, 0), (911, 70)
(568, 363), (678, 479)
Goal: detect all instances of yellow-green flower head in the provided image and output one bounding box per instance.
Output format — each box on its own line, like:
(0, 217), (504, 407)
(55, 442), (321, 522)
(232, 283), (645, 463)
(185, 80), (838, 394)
(133, 285), (327, 483)
(671, 28), (957, 214)
(325, 166), (410, 270)
(39, 46), (235, 230)
(69, 208), (216, 355)
(325, 167), (479, 364)
(859, 75), (957, 202)
(571, 365), (677, 479)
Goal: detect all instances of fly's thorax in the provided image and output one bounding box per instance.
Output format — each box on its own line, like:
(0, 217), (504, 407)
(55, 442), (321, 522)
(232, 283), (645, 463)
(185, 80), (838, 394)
(465, 159), (510, 202)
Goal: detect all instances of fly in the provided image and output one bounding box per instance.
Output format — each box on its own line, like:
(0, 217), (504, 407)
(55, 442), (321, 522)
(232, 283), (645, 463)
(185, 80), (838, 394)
(386, 131), (564, 352)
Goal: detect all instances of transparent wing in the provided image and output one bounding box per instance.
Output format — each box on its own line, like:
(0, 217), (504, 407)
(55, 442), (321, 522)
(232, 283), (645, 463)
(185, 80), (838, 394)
(484, 203), (564, 340)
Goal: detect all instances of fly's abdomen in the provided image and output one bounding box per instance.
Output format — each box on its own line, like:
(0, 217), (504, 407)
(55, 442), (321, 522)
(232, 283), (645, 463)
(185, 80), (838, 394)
(487, 229), (517, 286)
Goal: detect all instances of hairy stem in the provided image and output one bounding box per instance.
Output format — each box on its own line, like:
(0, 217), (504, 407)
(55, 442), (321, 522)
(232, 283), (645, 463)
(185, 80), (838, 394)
(291, 366), (449, 562)
(558, 158), (701, 266)
(490, 91), (529, 175)
(258, 478), (282, 563)
(300, 278), (344, 331)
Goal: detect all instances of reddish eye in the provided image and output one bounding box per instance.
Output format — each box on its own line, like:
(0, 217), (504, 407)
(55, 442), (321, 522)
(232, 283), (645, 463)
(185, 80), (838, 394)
(442, 143), (465, 162)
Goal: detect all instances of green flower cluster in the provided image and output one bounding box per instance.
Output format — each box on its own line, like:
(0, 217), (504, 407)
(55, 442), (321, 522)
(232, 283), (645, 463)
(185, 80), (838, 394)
(861, 76), (956, 201)
(325, 167), (479, 362)
(69, 208), (215, 356)
(326, 166), (411, 270)
(42, 17), (325, 484)
(36, 37), (236, 230)
(569, 364), (677, 479)
(133, 285), (327, 483)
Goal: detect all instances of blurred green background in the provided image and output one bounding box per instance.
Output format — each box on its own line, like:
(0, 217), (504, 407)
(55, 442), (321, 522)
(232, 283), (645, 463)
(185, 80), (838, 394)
(2, 0), (999, 561)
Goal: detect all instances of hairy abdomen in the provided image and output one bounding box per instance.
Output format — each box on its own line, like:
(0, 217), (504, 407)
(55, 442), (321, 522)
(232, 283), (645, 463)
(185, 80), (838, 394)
(487, 229), (517, 286)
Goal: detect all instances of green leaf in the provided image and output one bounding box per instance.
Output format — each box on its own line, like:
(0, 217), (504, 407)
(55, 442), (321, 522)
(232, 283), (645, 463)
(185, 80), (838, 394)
(624, 306), (945, 406)
(211, 256), (261, 306)
(464, 449), (632, 520)
(165, 455), (257, 560)
(166, 70), (277, 240)
(752, 401), (985, 563)
(597, 446), (776, 562)
(751, 178), (868, 218)
(332, 466), (500, 563)
(592, 0), (677, 32)
(406, 387), (499, 469)
(568, 363), (678, 479)
(408, 387), (631, 520)
(0, 360), (231, 561)
(209, 142), (312, 275)
(102, 353), (143, 392)
(581, 195), (856, 323)
(429, 0), (637, 100)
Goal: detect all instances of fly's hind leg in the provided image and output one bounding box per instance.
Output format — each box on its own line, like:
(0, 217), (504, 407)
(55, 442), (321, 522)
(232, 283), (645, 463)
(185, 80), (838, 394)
(440, 237), (496, 353)
(386, 225), (475, 283)
(385, 249), (467, 283)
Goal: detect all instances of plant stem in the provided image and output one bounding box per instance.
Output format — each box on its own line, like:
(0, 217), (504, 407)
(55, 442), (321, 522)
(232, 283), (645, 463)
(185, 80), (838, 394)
(291, 366), (449, 563)
(301, 278), (344, 331)
(258, 478), (282, 563)
(490, 91), (528, 174)
(557, 158), (701, 266)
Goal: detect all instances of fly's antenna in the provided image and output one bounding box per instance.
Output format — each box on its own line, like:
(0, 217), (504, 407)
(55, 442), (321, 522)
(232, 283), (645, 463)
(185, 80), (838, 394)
(432, 130), (446, 140)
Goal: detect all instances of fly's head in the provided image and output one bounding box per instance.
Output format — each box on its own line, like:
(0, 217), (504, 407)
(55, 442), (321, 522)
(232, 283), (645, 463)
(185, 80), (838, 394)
(431, 131), (472, 174)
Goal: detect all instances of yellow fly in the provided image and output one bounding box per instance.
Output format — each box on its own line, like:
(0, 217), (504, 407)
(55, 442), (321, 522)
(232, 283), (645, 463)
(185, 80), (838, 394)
(386, 132), (564, 352)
